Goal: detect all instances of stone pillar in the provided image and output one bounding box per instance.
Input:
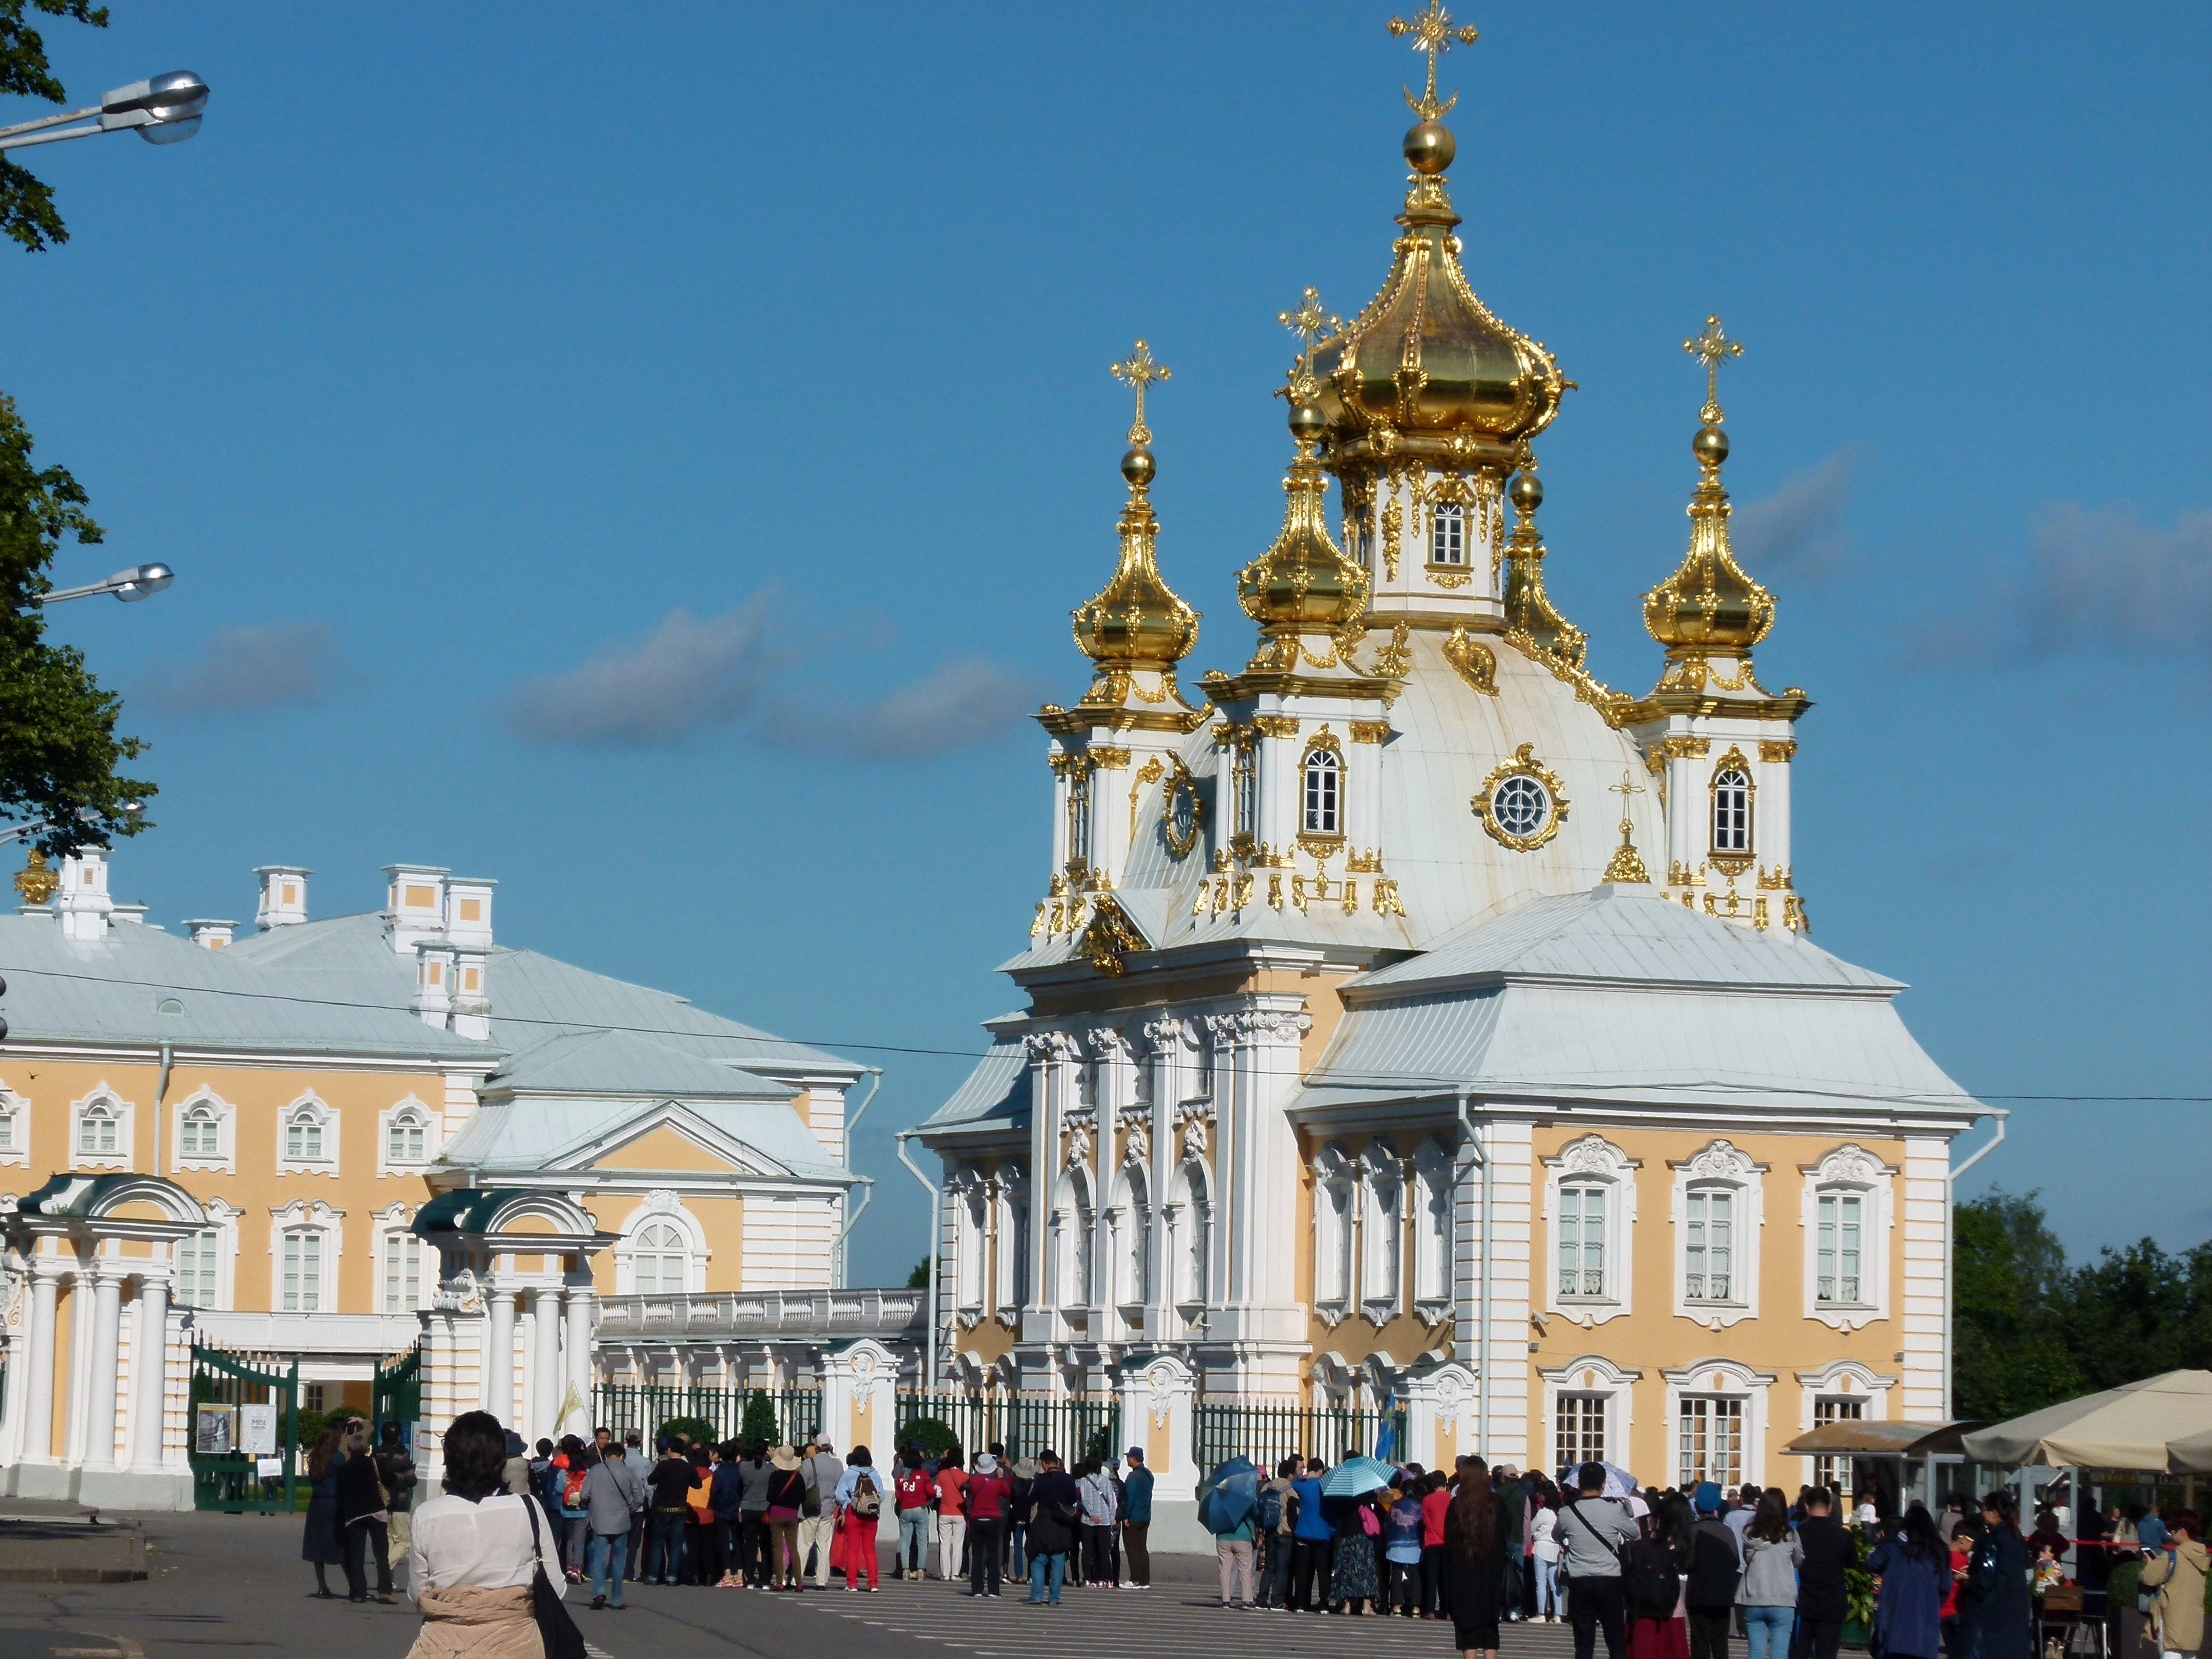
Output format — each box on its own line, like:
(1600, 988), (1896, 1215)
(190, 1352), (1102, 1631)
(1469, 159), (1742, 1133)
(1117, 1354), (1197, 1488)
(528, 1287), (561, 1441)
(1401, 1362), (1477, 1473)
(562, 1281), (594, 1436)
(127, 1270), (173, 1469)
(486, 1284), (517, 1427)
(20, 1260), (62, 1461)
(84, 1263), (126, 1469)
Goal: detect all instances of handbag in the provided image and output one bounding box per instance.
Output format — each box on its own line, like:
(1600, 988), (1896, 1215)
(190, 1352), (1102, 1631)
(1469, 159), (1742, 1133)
(522, 1496), (588, 1659)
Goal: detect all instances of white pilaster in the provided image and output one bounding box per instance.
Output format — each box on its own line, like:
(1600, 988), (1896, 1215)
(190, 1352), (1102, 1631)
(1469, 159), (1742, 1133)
(20, 1260), (62, 1461)
(84, 1263), (125, 1469)
(127, 1270), (173, 1469)
(486, 1284), (517, 1426)
(528, 1286), (561, 1440)
(563, 1282), (595, 1436)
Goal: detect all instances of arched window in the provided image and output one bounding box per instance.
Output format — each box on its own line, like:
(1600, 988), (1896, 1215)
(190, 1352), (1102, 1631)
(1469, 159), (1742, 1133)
(631, 1221), (689, 1295)
(1313, 1148), (1355, 1312)
(284, 1107), (325, 1163)
(77, 1099), (119, 1157)
(1683, 1186), (1735, 1303)
(1815, 1191), (1864, 1305)
(387, 1109), (428, 1165)
(1072, 1186), (1095, 1309)
(1302, 746), (1342, 837)
(1413, 1145), (1453, 1311)
(1233, 746), (1258, 839)
(1362, 1158), (1402, 1310)
(1067, 765), (1093, 866)
(179, 1104), (221, 1160)
(955, 1181), (987, 1311)
(1117, 1167), (1151, 1307)
(1431, 501), (1465, 566)
(1711, 767), (1752, 854)
(1559, 1183), (1607, 1298)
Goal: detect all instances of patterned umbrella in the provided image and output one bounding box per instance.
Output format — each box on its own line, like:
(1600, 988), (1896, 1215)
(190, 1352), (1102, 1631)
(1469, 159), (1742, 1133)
(1321, 1455), (1396, 1497)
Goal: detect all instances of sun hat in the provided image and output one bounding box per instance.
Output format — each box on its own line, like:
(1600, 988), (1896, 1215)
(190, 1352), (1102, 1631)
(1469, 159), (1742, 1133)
(770, 1444), (801, 1472)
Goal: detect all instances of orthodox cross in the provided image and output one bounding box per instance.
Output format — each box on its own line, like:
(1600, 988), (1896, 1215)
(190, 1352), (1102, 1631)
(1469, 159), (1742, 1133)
(1683, 314), (1744, 427)
(1278, 286), (1342, 401)
(1608, 769), (1645, 830)
(1110, 339), (1171, 446)
(1389, 0), (1479, 120)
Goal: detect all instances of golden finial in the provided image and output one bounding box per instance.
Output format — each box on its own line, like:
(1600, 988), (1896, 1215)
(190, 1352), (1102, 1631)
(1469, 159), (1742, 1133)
(1683, 314), (1743, 428)
(1277, 287), (1342, 444)
(1388, 0), (1479, 120)
(1110, 339), (1171, 448)
(1602, 771), (1651, 884)
(14, 848), (57, 906)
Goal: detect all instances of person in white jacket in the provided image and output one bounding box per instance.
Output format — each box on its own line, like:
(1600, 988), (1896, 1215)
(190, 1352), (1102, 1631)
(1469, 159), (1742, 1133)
(1531, 1503), (1563, 1623)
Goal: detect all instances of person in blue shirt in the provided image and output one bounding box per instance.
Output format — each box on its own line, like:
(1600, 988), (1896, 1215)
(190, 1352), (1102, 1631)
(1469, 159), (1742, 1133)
(1121, 1448), (1155, 1588)
(1290, 1459), (1333, 1612)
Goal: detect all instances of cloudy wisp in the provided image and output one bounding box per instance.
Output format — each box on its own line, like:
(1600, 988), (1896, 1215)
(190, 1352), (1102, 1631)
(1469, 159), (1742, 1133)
(1731, 448), (1859, 581)
(762, 657), (1051, 760)
(138, 620), (352, 713)
(502, 599), (783, 747)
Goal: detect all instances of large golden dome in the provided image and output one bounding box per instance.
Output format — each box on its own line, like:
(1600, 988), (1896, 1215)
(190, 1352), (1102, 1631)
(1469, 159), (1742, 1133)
(1311, 116), (1568, 476)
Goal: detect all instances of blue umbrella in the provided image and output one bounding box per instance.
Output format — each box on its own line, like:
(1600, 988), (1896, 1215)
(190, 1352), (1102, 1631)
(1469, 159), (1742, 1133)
(1321, 1454), (1396, 1497)
(1198, 1455), (1259, 1534)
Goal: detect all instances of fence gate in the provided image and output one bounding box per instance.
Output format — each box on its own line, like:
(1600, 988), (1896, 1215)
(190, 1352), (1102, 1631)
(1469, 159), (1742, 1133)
(373, 1346), (421, 1444)
(189, 1343), (299, 1513)
(593, 1385), (823, 1448)
(893, 1391), (1117, 1463)
(1192, 1399), (1408, 1474)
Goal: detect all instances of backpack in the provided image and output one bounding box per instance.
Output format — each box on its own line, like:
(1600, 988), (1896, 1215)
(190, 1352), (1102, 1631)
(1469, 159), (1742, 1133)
(1256, 1483), (1286, 1533)
(851, 1471), (881, 1517)
(1626, 1537), (1683, 1618)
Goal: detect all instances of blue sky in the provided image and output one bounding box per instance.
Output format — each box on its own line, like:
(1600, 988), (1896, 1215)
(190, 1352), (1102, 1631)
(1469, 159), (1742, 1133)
(9, 3), (2208, 1284)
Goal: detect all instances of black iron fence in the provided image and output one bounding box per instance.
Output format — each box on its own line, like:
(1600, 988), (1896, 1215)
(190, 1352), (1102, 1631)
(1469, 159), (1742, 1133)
(891, 1390), (1117, 1463)
(592, 1384), (824, 1447)
(1192, 1397), (1406, 1474)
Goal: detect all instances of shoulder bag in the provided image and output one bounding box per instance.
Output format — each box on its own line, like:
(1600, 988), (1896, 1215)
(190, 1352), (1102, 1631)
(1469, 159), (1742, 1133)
(522, 1496), (587, 1659)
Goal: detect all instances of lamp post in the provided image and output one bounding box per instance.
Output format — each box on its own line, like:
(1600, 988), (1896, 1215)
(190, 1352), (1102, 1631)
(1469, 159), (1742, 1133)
(37, 563), (174, 605)
(0, 71), (209, 153)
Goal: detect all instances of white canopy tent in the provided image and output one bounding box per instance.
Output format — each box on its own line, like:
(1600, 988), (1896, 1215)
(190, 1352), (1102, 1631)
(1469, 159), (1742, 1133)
(1960, 1370), (2212, 1472)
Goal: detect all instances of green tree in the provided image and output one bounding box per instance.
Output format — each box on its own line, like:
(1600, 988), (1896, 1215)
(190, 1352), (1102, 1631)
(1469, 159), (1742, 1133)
(1952, 1188), (2082, 1421)
(1, 1), (111, 252)
(739, 1389), (779, 1447)
(0, 4), (157, 858)
(2064, 1238), (2212, 1392)
(907, 1255), (930, 1289)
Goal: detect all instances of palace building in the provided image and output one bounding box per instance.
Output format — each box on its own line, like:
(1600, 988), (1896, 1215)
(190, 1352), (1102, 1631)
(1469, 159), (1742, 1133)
(0, 849), (870, 1506)
(916, 4), (1990, 1520)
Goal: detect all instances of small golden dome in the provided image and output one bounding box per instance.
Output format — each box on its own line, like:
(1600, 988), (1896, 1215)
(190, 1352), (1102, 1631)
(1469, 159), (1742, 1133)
(1237, 442), (1370, 636)
(1499, 453), (1587, 668)
(1644, 420), (1774, 657)
(1073, 451), (1198, 669)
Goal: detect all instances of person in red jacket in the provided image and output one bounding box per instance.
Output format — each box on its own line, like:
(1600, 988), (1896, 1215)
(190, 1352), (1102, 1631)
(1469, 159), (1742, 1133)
(964, 1453), (1011, 1599)
(893, 1449), (933, 1581)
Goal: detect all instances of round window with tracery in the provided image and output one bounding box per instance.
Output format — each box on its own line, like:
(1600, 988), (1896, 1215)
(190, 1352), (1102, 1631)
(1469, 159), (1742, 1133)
(1492, 775), (1551, 839)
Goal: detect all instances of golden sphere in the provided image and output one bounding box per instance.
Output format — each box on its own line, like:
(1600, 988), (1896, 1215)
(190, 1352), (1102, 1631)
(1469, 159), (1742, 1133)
(1287, 403), (1327, 444)
(1509, 471), (1543, 514)
(1121, 445), (1156, 485)
(1403, 120), (1455, 175)
(1692, 424), (1729, 467)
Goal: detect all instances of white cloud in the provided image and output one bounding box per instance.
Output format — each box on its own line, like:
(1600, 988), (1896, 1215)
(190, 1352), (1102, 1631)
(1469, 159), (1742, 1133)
(1911, 503), (2212, 668)
(502, 599), (780, 747)
(138, 621), (351, 713)
(763, 657), (1049, 760)
(1731, 448), (1859, 580)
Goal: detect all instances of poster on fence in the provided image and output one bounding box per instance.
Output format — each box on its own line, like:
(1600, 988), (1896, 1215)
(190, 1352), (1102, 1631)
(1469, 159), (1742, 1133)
(239, 1403), (278, 1455)
(195, 1405), (236, 1455)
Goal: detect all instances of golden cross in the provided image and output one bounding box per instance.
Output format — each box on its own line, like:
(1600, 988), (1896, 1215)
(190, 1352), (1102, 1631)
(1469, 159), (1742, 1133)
(1389, 0), (1479, 120)
(1110, 339), (1171, 446)
(1683, 314), (1744, 426)
(1278, 286), (1342, 400)
(1608, 769), (1645, 828)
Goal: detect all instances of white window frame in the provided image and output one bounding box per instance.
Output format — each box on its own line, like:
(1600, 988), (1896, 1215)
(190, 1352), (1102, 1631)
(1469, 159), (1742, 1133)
(1430, 499), (1466, 566)
(1794, 1359), (1896, 1499)
(1543, 1135), (1637, 1325)
(953, 1170), (988, 1317)
(176, 1198), (237, 1311)
(1670, 1139), (1764, 1328)
(1800, 1144), (1895, 1331)
(1302, 745), (1342, 838)
(1312, 1143), (1356, 1326)
(70, 1086), (132, 1170)
(268, 1199), (343, 1314)
(276, 1093), (339, 1176)
(372, 1204), (426, 1314)
(1358, 1144), (1403, 1324)
(991, 1166), (1028, 1320)
(1539, 1354), (1642, 1477)
(613, 1192), (708, 1295)
(377, 1096), (436, 1176)
(1412, 1137), (1454, 1323)
(1067, 764), (1093, 867)
(172, 1088), (235, 1173)
(1711, 764), (1753, 855)
(0, 1083), (28, 1168)
(1662, 1359), (1774, 1492)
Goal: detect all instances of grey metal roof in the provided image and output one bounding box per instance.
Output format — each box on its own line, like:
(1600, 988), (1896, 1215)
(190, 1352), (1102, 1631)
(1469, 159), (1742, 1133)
(485, 1029), (793, 1100)
(437, 1093), (847, 1181)
(923, 1036), (1030, 1131)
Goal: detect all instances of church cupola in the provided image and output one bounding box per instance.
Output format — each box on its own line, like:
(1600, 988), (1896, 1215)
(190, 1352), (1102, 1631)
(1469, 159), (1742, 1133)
(1309, 3), (1571, 631)
(1498, 451), (1588, 669)
(1624, 317), (1812, 934)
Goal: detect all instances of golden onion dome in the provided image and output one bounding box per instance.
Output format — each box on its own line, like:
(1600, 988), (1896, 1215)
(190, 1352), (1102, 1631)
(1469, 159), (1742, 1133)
(1237, 402), (1371, 635)
(1310, 115), (1568, 475)
(1643, 417), (1775, 656)
(1073, 342), (1198, 670)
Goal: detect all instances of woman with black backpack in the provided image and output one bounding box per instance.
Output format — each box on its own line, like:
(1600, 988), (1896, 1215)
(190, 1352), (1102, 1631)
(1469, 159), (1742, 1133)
(1625, 1491), (1693, 1659)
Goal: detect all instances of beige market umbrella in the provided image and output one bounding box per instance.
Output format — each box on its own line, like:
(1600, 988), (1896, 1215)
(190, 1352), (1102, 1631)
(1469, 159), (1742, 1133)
(1960, 1370), (2212, 1471)
(2167, 1427), (2212, 1474)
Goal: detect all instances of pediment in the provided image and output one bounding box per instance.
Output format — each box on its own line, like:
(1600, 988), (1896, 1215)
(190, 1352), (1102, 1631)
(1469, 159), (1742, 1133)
(547, 1100), (789, 1179)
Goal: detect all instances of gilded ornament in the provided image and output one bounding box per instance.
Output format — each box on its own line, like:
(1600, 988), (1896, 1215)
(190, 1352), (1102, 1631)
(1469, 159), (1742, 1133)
(1783, 895), (1809, 932)
(1128, 754), (1165, 840)
(1371, 878), (1406, 916)
(1473, 743), (1570, 853)
(1760, 740), (1798, 763)
(1253, 714), (1301, 739)
(1346, 847), (1383, 873)
(1078, 895), (1147, 977)
(1070, 344), (1202, 683)
(1441, 624), (1498, 695)
(1380, 494), (1402, 579)
(1601, 771), (1651, 884)
(1160, 758), (1204, 860)
(1350, 720), (1391, 744)
(1389, 0), (1478, 122)
(1091, 747), (1132, 770)
(1369, 621), (1413, 677)
(14, 850), (57, 906)
(1706, 746), (1756, 877)
(1498, 452), (1590, 667)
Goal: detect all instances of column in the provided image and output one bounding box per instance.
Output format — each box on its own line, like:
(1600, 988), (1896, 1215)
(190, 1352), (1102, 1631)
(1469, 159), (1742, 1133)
(127, 1270), (173, 1469)
(486, 1284), (517, 1424)
(562, 1279), (594, 1436)
(20, 1260), (62, 1461)
(84, 1262), (125, 1469)
(528, 1286), (561, 1441)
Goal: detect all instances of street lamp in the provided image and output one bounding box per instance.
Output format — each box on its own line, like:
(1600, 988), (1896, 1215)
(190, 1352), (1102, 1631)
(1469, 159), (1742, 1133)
(37, 563), (175, 605)
(0, 70), (209, 154)
(0, 801), (138, 849)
